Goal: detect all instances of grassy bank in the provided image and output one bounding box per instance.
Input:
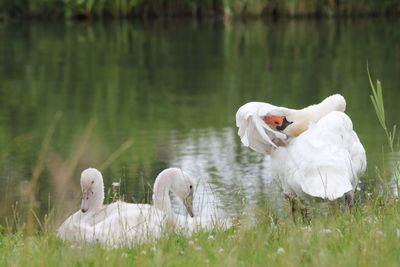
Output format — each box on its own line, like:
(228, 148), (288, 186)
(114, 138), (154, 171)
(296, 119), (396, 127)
(1, 199), (399, 267)
(0, 0), (400, 20)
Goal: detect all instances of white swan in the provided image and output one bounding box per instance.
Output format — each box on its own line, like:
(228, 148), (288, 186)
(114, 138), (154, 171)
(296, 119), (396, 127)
(236, 94), (366, 203)
(57, 167), (195, 247)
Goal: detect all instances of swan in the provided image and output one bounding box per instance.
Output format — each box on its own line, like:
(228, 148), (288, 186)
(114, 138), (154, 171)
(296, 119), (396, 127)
(236, 94), (366, 205)
(57, 167), (196, 247)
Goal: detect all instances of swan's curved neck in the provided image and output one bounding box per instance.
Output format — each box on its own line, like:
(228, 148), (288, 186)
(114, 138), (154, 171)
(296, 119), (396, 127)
(92, 187), (104, 211)
(284, 95), (346, 137)
(298, 95), (345, 119)
(86, 182), (104, 213)
(152, 174), (174, 214)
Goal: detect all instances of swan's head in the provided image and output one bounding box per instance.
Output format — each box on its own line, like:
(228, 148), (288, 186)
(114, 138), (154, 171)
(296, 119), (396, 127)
(263, 115), (293, 132)
(154, 168), (195, 217)
(170, 169), (195, 217)
(80, 168), (104, 213)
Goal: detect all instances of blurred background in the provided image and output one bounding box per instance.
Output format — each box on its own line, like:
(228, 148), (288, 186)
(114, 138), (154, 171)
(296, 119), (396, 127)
(0, 0), (399, 232)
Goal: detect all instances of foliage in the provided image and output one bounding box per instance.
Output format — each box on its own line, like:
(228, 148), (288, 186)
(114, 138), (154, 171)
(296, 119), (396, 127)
(0, 0), (400, 19)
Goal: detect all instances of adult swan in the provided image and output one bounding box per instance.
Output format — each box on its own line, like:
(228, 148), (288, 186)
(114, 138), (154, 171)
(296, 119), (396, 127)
(236, 94), (366, 206)
(57, 167), (195, 247)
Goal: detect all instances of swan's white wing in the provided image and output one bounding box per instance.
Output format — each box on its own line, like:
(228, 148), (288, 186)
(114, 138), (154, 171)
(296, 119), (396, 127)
(273, 111), (366, 200)
(236, 102), (288, 155)
(57, 211), (101, 244)
(91, 202), (166, 247)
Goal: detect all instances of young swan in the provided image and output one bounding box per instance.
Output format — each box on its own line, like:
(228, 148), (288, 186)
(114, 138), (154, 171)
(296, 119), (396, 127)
(57, 167), (195, 246)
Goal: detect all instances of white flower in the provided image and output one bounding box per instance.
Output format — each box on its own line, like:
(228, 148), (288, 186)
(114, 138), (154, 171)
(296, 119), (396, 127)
(277, 247), (285, 254)
(208, 235), (215, 241)
(218, 248), (224, 254)
(121, 253), (128, 258)
(141, 250), (147, 255)
(321, 228), (332, 235)
(376, 230), (384, 236)
(396, 228), (400, 238)
(112, 182), (120, 187)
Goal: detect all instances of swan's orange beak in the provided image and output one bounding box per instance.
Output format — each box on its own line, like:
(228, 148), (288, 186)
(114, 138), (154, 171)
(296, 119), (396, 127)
(263, 116), (284, 126)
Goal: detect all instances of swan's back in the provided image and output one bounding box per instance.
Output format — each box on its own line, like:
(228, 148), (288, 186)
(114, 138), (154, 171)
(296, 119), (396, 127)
(272, 111), (366, 200)
(91, 202), (170, 246)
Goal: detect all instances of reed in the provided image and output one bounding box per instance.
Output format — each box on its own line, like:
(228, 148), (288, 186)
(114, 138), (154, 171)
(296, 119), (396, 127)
(368, 65), (399, 198)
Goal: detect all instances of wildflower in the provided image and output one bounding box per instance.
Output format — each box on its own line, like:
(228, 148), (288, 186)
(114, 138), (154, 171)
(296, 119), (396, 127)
(112, 182), (120, 187)
(376, 230), (384, 236)
(277, 247), (285, 254)
(141, 250), (147, 255)
(121, 253), (128, 258)
(218, 248), (224, 254)
(366, 216), (378, 224)
(150, 246), (156, 252)
(321, 228), (332, 235)
(208, 235), (215, 241)
(396, 228), (400, 238)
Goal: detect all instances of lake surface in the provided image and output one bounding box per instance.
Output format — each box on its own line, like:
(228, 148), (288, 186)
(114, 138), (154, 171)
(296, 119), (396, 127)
(0, 19), (399, 227)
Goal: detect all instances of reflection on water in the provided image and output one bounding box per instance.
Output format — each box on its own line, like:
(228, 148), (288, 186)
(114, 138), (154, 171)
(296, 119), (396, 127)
(170, 128), (273, 218)
(0, 19), (399, 226)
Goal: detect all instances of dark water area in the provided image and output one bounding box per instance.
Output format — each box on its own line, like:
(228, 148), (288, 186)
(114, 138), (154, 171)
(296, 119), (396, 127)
(0, 19), (399, 227)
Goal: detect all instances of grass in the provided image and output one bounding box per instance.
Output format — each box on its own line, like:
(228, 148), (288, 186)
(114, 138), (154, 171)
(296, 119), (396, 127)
(1, 200), (400, 267)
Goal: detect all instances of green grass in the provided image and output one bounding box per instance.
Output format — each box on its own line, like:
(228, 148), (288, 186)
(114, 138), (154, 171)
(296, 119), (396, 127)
(1, 200), (400, 267)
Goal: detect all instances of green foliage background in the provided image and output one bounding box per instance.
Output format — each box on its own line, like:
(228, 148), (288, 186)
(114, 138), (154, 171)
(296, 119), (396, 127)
(0, 0), (400, 19)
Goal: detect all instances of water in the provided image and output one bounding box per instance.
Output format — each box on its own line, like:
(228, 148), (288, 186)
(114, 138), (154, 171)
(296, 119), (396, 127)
(0, 19), (399, 226)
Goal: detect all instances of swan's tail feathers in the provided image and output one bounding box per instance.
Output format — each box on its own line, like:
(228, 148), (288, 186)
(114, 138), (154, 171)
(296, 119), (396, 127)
(236, 102), (287, 155)
(300, 166), (354, 201)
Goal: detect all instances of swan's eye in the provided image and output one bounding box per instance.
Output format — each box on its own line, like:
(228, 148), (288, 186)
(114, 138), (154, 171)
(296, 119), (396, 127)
(91, 180), (94, 184)
(189, 185), (193, 189)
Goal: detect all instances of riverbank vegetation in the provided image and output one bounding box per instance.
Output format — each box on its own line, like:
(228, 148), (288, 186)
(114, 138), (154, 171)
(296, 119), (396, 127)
(1, 196), (400, 267)
(0, 0), (400, 20)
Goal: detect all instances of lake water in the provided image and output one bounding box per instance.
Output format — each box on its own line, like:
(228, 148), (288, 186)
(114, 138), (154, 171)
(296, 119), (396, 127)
(0, 19), (399, 227)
